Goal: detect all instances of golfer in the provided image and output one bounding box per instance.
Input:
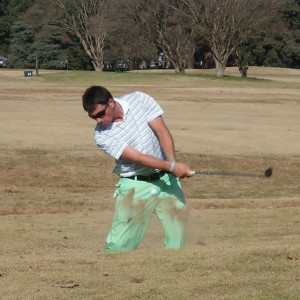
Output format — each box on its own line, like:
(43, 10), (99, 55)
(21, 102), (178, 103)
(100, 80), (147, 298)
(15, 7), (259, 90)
(82, 86), (192, 253)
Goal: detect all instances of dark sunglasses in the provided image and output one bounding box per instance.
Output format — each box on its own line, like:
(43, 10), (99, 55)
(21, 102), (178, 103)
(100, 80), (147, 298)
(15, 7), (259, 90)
(89, 103), (109, 120)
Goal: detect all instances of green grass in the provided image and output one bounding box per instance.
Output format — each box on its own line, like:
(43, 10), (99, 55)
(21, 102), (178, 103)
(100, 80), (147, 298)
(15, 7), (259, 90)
(184, 72), (271, 82)
(39, 70), (177, 86)
(40, 69), (261, 84)
(38, 69), (300, 91)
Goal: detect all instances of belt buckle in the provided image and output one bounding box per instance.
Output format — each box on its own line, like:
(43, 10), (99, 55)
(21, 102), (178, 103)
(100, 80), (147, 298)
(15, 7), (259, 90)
(147, 174), (154, 181)
(152, 172), (162, 180)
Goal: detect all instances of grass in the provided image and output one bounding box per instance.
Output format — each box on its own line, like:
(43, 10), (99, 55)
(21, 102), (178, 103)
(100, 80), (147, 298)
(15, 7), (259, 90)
(32, 68), (300, 91)
(1, 149), (300, 215)
(0, 67), (299, 299)
(1, 210), (299, 299)
(183, 72), (272, 82)
(40, 70), (184, 86)
(1, 150), (299, 299)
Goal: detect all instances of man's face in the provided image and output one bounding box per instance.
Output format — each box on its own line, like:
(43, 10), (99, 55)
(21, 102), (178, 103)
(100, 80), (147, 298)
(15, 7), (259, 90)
(88, 102), (113, 125)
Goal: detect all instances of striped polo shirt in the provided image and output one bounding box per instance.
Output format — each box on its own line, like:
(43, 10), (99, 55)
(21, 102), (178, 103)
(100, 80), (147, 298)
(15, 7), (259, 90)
(94, 91), (166, 177)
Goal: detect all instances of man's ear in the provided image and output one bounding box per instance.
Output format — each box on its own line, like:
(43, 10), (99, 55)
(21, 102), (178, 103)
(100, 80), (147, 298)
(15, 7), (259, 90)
(108, 98), (114, 106)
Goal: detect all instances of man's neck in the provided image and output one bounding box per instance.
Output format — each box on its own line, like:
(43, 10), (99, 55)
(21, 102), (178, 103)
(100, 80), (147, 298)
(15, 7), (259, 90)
(112, 102), (124, 122)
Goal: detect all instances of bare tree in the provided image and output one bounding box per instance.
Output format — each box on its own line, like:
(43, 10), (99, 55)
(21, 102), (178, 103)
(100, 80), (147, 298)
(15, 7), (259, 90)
(185, 0), (282, 77)
(122, 0), (196, 73)
(56, 0), (111, 71)
(104, 2), (157, 70)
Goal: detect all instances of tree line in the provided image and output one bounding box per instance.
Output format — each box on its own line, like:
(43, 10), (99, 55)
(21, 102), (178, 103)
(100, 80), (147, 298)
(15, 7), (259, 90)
(0, 0), (299, 77)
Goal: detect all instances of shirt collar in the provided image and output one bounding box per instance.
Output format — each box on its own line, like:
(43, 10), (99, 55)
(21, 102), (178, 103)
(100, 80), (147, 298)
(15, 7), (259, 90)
(114, 98), (129, 116)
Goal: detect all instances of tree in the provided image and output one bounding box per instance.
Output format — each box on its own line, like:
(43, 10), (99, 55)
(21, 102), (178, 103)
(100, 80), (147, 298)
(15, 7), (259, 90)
(20, 1), (66, 69)
(22, 0), (93, 70)
(235, 40), (257, 77)
(56, 0), (111, 71)
(242, 0), (300, 70)
(104, 2), (157, 70)
(121, 0), (196, 73)
(185, 0), (282, 77)
(0, 0), (35, 55)
(64, 39), (93, 70)
(6, 20), (35, 68)
(280, 0), (300, 67)
(0, 2), (10, 54)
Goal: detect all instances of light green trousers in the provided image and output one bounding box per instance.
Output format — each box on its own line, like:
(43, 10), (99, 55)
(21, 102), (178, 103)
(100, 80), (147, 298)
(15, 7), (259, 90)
(105, 173), (186, 253)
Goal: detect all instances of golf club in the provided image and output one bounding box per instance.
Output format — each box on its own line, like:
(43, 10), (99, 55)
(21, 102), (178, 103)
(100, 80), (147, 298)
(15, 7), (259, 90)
(191, 167), (273, 178)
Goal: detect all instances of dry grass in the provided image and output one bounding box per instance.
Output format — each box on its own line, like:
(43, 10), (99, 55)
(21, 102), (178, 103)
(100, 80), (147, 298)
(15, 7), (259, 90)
(0, 67), (299, 299)
(1, 149), (299, 215)
(1, 209), (299, 299)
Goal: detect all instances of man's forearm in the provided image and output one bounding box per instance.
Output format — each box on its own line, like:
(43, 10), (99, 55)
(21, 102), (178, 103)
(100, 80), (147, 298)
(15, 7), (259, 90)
(148, 116), (176, 161)
(158, 127), (176, 161)
(121, 146), (192, 178)
(121, 146), (173, 172)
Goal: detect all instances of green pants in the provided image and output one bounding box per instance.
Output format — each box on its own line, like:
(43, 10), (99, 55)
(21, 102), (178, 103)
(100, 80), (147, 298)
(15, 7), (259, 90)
(105, 173), (186, 253)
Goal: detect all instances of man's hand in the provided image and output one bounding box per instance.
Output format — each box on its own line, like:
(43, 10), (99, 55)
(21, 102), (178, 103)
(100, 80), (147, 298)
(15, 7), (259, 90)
(171, 162), (193, 179)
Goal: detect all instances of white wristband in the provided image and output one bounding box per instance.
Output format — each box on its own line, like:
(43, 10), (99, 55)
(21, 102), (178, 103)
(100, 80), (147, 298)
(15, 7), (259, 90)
(170, 160), (176, 172)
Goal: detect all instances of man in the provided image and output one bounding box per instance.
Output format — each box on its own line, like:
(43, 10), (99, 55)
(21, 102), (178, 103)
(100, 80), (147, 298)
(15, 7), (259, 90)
(82, 86), (192, 253)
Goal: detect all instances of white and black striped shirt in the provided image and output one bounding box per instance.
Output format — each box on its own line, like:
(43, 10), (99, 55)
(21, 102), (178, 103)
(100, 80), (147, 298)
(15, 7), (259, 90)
(94, 91), (166, 177)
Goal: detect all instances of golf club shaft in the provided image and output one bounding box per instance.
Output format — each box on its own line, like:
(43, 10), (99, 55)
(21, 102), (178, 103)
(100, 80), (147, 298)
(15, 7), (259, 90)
(191, 169), (270, 178)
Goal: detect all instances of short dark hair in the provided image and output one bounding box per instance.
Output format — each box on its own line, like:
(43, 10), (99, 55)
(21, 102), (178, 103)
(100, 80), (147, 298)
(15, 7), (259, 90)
(82, 86), (113, 112)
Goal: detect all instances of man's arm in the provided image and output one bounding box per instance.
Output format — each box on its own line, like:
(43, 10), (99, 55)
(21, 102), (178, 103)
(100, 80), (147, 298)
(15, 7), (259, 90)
(120, 116), (192, 178)
(148, 116), (175, 162)
(148, 116), (191, 178)
(120, 146), (173, 172)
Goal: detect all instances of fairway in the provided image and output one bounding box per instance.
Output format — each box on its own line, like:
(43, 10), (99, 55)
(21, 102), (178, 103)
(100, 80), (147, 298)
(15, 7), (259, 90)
(0, 67), (299, 299)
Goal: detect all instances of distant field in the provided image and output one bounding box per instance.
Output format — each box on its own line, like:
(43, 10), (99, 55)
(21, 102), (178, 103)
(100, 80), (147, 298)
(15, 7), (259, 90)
(0, 67), (299, 299)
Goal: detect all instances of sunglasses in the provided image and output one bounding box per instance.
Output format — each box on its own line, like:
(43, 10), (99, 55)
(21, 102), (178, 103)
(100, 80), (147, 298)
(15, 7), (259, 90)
(89, 103), (109, 120)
